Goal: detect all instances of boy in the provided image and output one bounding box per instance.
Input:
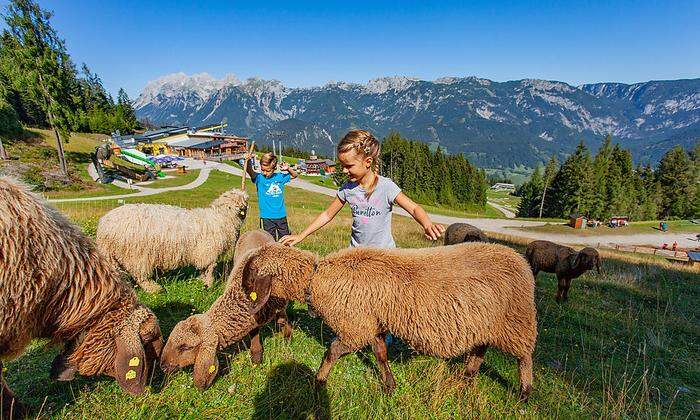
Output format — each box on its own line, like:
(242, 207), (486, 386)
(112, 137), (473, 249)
(244, 152), (297, 240)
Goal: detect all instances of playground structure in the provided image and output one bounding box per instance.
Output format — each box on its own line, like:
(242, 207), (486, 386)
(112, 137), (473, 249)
(91, 143), (173, 183)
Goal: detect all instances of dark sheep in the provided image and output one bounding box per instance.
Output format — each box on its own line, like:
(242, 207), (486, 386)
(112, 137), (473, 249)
(525, 240), (601, 301)
(443, 223), (488, 245)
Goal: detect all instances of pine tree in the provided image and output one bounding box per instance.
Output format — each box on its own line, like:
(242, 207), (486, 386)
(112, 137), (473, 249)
(517, 165), (543, 217)
(116, 88), (138, 132)
(656, 146), (694, 218)
(590, 135), (612, 219)
(3, 0), (75, 175)
(547, 141), (592, 217)
(539, 154), (558, 218)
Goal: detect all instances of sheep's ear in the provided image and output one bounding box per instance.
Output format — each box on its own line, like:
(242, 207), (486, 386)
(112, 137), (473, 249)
(242, 258), (273, 315)
(193, 344), (218, 390)
(114, 327), (148, 395)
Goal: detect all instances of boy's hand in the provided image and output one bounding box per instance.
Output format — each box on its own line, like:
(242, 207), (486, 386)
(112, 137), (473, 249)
(424, 223), (445, 241)
(280, 162), (290, 171)
(279, 234), (302, 246)
(244, 152), (254, 160)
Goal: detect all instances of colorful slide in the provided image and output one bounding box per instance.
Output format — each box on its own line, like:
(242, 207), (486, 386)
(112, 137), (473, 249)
(120, 149), (165, 177)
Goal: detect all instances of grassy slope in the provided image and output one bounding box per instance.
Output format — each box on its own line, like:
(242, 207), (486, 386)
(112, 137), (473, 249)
(8, 170), (698, 419)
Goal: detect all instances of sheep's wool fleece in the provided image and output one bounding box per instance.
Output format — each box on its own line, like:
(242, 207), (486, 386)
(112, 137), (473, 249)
(309, 242), (537, 358)
(0, 177), (137, 366)
(96, 189), (248, 277)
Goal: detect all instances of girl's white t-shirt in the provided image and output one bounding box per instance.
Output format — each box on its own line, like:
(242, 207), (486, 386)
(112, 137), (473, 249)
(337, 176), (402, 248)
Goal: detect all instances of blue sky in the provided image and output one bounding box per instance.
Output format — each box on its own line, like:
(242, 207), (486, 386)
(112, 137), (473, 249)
(2, 0), (698, 98)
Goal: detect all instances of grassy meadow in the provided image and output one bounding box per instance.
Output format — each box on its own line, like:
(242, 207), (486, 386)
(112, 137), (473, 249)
(5, 170), (699, 419)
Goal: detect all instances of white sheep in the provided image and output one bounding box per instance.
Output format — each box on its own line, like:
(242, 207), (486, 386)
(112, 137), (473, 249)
(96, 189), (248, 293)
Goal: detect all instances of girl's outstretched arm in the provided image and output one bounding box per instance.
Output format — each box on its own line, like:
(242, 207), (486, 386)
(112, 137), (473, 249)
(279, 197), (345, 246)
(394, 192), (445, 241)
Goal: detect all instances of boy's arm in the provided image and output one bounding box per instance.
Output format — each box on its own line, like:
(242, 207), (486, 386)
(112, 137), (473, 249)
(243, 154), (257, 181)
(280, 162), (298, 179)
(394, 192), (445, 241)
(279, 197), (345, 246)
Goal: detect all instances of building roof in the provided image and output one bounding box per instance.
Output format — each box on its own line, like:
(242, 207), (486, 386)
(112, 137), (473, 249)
(305, 159), (336, 165)
(169, 137), (212, 148)
(187, 139), (226, 150)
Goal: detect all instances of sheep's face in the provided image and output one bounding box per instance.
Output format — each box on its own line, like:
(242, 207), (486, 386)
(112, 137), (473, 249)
(576, 248), (600, 273)
(213, 189), (249, 221)
(161, 314), (219, 390)
(111, 310), (164, 395)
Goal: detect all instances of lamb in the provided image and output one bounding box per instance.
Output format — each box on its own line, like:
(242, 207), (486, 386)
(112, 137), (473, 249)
(96, 188), (249, 293)
(167, 242), (537, 401)
(443, 222), (488, 245)
(525, 240), (601, 301)
(159, 230), (299, 390)
(0, 178), (164, 418)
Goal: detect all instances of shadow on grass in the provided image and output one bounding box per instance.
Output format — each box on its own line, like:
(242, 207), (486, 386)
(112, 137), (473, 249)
(252, 361), (330, 420)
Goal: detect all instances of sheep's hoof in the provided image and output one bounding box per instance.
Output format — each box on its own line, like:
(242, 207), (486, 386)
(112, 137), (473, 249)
(519, 385), (532, 402)
(140, 282), (163, 294)
(382, 378), (397, 394)
(315, 378), (327, 389)
(250, 353), (263, 365)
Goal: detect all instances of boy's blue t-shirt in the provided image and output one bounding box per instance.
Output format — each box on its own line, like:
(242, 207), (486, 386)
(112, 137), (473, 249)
(255, 172), (291, 219)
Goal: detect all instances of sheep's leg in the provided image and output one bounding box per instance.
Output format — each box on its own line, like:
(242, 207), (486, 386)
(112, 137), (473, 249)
(562, 278), (572, 301)
(372, 334), (397, 393)
(517, 354), (533, 402)
(202, 263), (216, 289)
(136, 272), (162, 294)
(1, 362), (28, 420)
(250, 328), (263, 365)
(464, 344), (488, 377)
(555, 275), (567, 302)
(316, 339), (352, 386)
(276, 310), (293, 342)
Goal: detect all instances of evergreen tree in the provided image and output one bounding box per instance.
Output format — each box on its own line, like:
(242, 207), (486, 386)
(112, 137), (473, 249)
(116, 88), (138, 132)
(590, 135), (612, 219)
(3, 0), (75, 175)
(547, 141), (592, 217)
(539, 154), (558, 218)
(517, 164), (543, 217)
(656, 146), (694, 218)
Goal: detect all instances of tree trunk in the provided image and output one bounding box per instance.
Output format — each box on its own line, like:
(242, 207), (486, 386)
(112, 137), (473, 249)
(48, 112), (68, 176)
(0, 138), (7, 160)
(539, 174), (550, 218)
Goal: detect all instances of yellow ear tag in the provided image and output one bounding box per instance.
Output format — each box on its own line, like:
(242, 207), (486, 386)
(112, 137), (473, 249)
(250, 292), (257, 301)
(128, 357), (140, 367)
(208, 365), (216, 374)
(125, 369), (137, 380)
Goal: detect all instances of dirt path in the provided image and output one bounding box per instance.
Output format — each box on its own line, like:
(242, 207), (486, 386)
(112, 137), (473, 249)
(51, 160), (699, 249)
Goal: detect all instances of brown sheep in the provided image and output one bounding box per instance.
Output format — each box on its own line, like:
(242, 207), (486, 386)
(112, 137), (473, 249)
(0, 178), (164, 418)
(525, 240), (601, 301)
(443, 223), (488, 245)
(238, 243), (537, 401)
(159, 232), (303, 390)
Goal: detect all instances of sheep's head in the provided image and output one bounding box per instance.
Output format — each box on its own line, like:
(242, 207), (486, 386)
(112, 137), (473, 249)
(56, 306), (163, 395)
(576, 248), (601, 273)
(160, 313), (219, 390)
(212, 189), (249, 221)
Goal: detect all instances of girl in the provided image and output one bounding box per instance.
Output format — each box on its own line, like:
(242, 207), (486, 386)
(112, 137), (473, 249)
(279, 130), (444, 248)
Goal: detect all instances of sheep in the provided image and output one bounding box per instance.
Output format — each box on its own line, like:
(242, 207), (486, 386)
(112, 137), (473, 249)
(0, 177), (164, 418)
(159, 231), (303, 390)
(525, 240), (601, 301)
(443, 223), (488, 245)
(173, 242), (537, 401)
(96, 188), (249, 293)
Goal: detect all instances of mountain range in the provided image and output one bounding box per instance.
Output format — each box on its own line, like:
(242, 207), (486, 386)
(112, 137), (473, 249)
(134, 73), (700, 168)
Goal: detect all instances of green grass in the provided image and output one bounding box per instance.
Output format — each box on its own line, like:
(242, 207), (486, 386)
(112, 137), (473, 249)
(144, 169), (201, 189)
(5, 164), (699, 419)
(518, 219), (700, 236)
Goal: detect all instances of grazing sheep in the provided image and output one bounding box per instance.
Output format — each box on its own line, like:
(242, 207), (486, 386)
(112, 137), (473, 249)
(0, 178), (164, 418)
(443, 223), (488, 245)
(96, 189), (249, 293)
(159, 232), (303, 390)
(213, 242), (537, 401)
(525, 240), (601, 301)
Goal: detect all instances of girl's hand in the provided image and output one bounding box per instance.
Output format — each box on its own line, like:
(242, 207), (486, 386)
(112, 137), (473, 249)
(280, 162), (290, 171)
(424, 223), (445, 241)
(279, 234), (303, 246)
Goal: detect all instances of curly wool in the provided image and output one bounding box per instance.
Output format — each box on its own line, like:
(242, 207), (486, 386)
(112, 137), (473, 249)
(0, 177), (148, 376)
(96, 189), (248, 288)
(443, 223), (488, 245)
